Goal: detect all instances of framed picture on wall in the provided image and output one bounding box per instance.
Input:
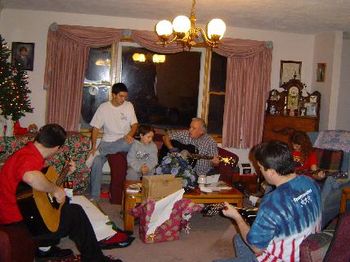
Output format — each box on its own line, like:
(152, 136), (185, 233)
(11, 42), (35, 71)
(280, 60), (302, 86)
(316, 63), (326, 82)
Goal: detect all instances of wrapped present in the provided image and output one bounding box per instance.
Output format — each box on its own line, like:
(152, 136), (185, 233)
(131, 189), (203, 243)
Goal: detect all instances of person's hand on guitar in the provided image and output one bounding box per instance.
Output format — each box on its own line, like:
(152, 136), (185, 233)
(211, 155), (220, 166)
(222, 202), (242, 220)
(312, 169), (326, 181)
(140, 164), (149, 175)
(53, 186), (66, 204)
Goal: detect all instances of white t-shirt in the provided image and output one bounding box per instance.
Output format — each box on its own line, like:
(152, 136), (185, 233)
(90, 101), (138, 142)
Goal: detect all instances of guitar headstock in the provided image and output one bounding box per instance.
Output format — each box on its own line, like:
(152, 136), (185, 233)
(219, 156), (236, 167)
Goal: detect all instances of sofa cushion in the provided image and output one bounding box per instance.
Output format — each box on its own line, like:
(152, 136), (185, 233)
(300, 220), (336, 262)
(324, 212), (350, 262)
(314, 147), (343, 172)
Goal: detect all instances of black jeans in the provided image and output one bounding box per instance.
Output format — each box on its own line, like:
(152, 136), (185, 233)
(32, 203), (106, 262)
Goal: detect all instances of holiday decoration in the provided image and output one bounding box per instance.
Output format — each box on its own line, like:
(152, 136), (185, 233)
(0, 35), (33, 121)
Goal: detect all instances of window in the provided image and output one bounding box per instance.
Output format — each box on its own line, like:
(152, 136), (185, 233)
(207, 52), (227, 134)
(118, 44), (204, 128)
(80, 43), (226, 136)
(81, 46), (112, 129)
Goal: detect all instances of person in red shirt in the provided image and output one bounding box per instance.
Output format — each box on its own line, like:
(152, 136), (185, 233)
(0, 124), (121, 262)
(289, 130), (325, 180)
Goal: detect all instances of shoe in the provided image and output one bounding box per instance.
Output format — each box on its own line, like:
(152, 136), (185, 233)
(99, 232), (135, 249)
(35, 246), (74, 261)
(86, 150), (100, 168)
(103, 255), (123, 262)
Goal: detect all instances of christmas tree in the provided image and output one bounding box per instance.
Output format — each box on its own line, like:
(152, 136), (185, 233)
(0, 35), (33, 121)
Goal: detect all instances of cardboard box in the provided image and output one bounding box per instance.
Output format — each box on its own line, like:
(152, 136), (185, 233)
(142, 175), (183, 200)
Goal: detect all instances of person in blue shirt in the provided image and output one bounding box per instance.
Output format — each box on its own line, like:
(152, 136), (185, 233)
(216, 141), (322, 262)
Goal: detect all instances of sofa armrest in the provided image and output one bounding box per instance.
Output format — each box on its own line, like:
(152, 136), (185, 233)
(300, 219), (337, 262)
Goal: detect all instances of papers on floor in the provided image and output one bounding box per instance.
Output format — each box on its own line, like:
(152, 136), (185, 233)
(71, 195), (115, 241)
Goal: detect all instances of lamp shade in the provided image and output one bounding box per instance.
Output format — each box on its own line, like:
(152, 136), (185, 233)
(156, 20), (173, 36)
(207, 18), (226, 40)
(172, 15), (191, 33)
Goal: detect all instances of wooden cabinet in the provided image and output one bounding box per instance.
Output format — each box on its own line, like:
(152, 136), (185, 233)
(262, 115), (319, 143)
(262, 78), (320, 143)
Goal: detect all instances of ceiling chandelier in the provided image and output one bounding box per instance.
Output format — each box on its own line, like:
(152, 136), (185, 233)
(155, 0), (226, 49)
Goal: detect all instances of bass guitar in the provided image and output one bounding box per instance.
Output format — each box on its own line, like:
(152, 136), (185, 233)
(17, 163), (70, 234)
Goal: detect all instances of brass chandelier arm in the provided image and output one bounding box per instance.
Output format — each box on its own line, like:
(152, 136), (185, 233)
(156, 34), (179, 46)
(155, 0), (225, 49)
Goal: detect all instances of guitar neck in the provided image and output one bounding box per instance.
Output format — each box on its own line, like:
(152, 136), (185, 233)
(55, 162), (70, 187)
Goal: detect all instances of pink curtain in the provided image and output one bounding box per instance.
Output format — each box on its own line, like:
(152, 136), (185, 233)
(44, 24), (122, 131)
(215, 39), (272, 148)
(131, 30), (184, 54)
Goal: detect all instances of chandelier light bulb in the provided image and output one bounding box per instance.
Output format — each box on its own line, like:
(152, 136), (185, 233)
(207, 18), (226, 40)
(155, 20), (173, 36)
(172, 15), (191, 33)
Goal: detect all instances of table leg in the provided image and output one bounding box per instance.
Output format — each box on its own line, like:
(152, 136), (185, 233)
(123, 194), (137, 232)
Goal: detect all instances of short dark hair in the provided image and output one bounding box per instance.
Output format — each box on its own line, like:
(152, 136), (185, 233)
(138, 125), (155, 136)
(111, 83), (128, 95)
(34, 124), (67, 148)
(253, 141), (295, 176)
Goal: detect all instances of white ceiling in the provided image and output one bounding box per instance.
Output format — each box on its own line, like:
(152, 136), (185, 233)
(2, 0), (350, 35)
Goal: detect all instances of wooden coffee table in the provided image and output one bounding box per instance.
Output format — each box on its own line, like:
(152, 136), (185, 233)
(123, 180), (243, 232)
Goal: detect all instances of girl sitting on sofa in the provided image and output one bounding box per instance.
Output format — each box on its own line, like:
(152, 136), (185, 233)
(126, 125), (158, 180)
(289, 130), (325, 180)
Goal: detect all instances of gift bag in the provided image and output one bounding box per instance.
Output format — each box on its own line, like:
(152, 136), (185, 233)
(130, 189), (203, 243)
(142, 174), (183, 200)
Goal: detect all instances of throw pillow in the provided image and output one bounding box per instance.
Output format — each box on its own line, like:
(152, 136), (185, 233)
(314, 148), (343, 172)
(299, 229), (335, 262)
(324, 212), (350, 262)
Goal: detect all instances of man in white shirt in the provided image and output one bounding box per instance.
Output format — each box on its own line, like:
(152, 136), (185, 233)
(88, 83), (138, 200)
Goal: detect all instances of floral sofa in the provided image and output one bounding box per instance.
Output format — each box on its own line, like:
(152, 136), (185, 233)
(0, 132), (91, 194)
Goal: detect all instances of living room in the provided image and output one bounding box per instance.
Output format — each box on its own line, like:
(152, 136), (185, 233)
(1, 1), (350, 261)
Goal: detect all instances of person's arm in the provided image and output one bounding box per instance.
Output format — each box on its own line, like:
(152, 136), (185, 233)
(307, 151), (325, 180)
(125, 123), (138, 144)
(162, 132), (175, 151)
(222, 203), (263, 255)
(209, 140), (220, 166)
(89, 127), (100, 156)
(22, 170), (66, 203)
(127, 143), (143, 173)
(146, 143), (159, 170)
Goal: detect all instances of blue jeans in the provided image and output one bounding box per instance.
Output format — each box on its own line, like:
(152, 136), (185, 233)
(90, 138), (132, 198)
(213, 235), (258, 262)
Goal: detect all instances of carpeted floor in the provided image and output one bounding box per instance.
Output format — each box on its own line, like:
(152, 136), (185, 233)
(58, 199), (238, 262)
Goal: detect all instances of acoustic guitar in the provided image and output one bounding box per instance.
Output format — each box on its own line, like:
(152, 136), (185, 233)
(18, 163), (70, 233)
(159, 140), (236, 167)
